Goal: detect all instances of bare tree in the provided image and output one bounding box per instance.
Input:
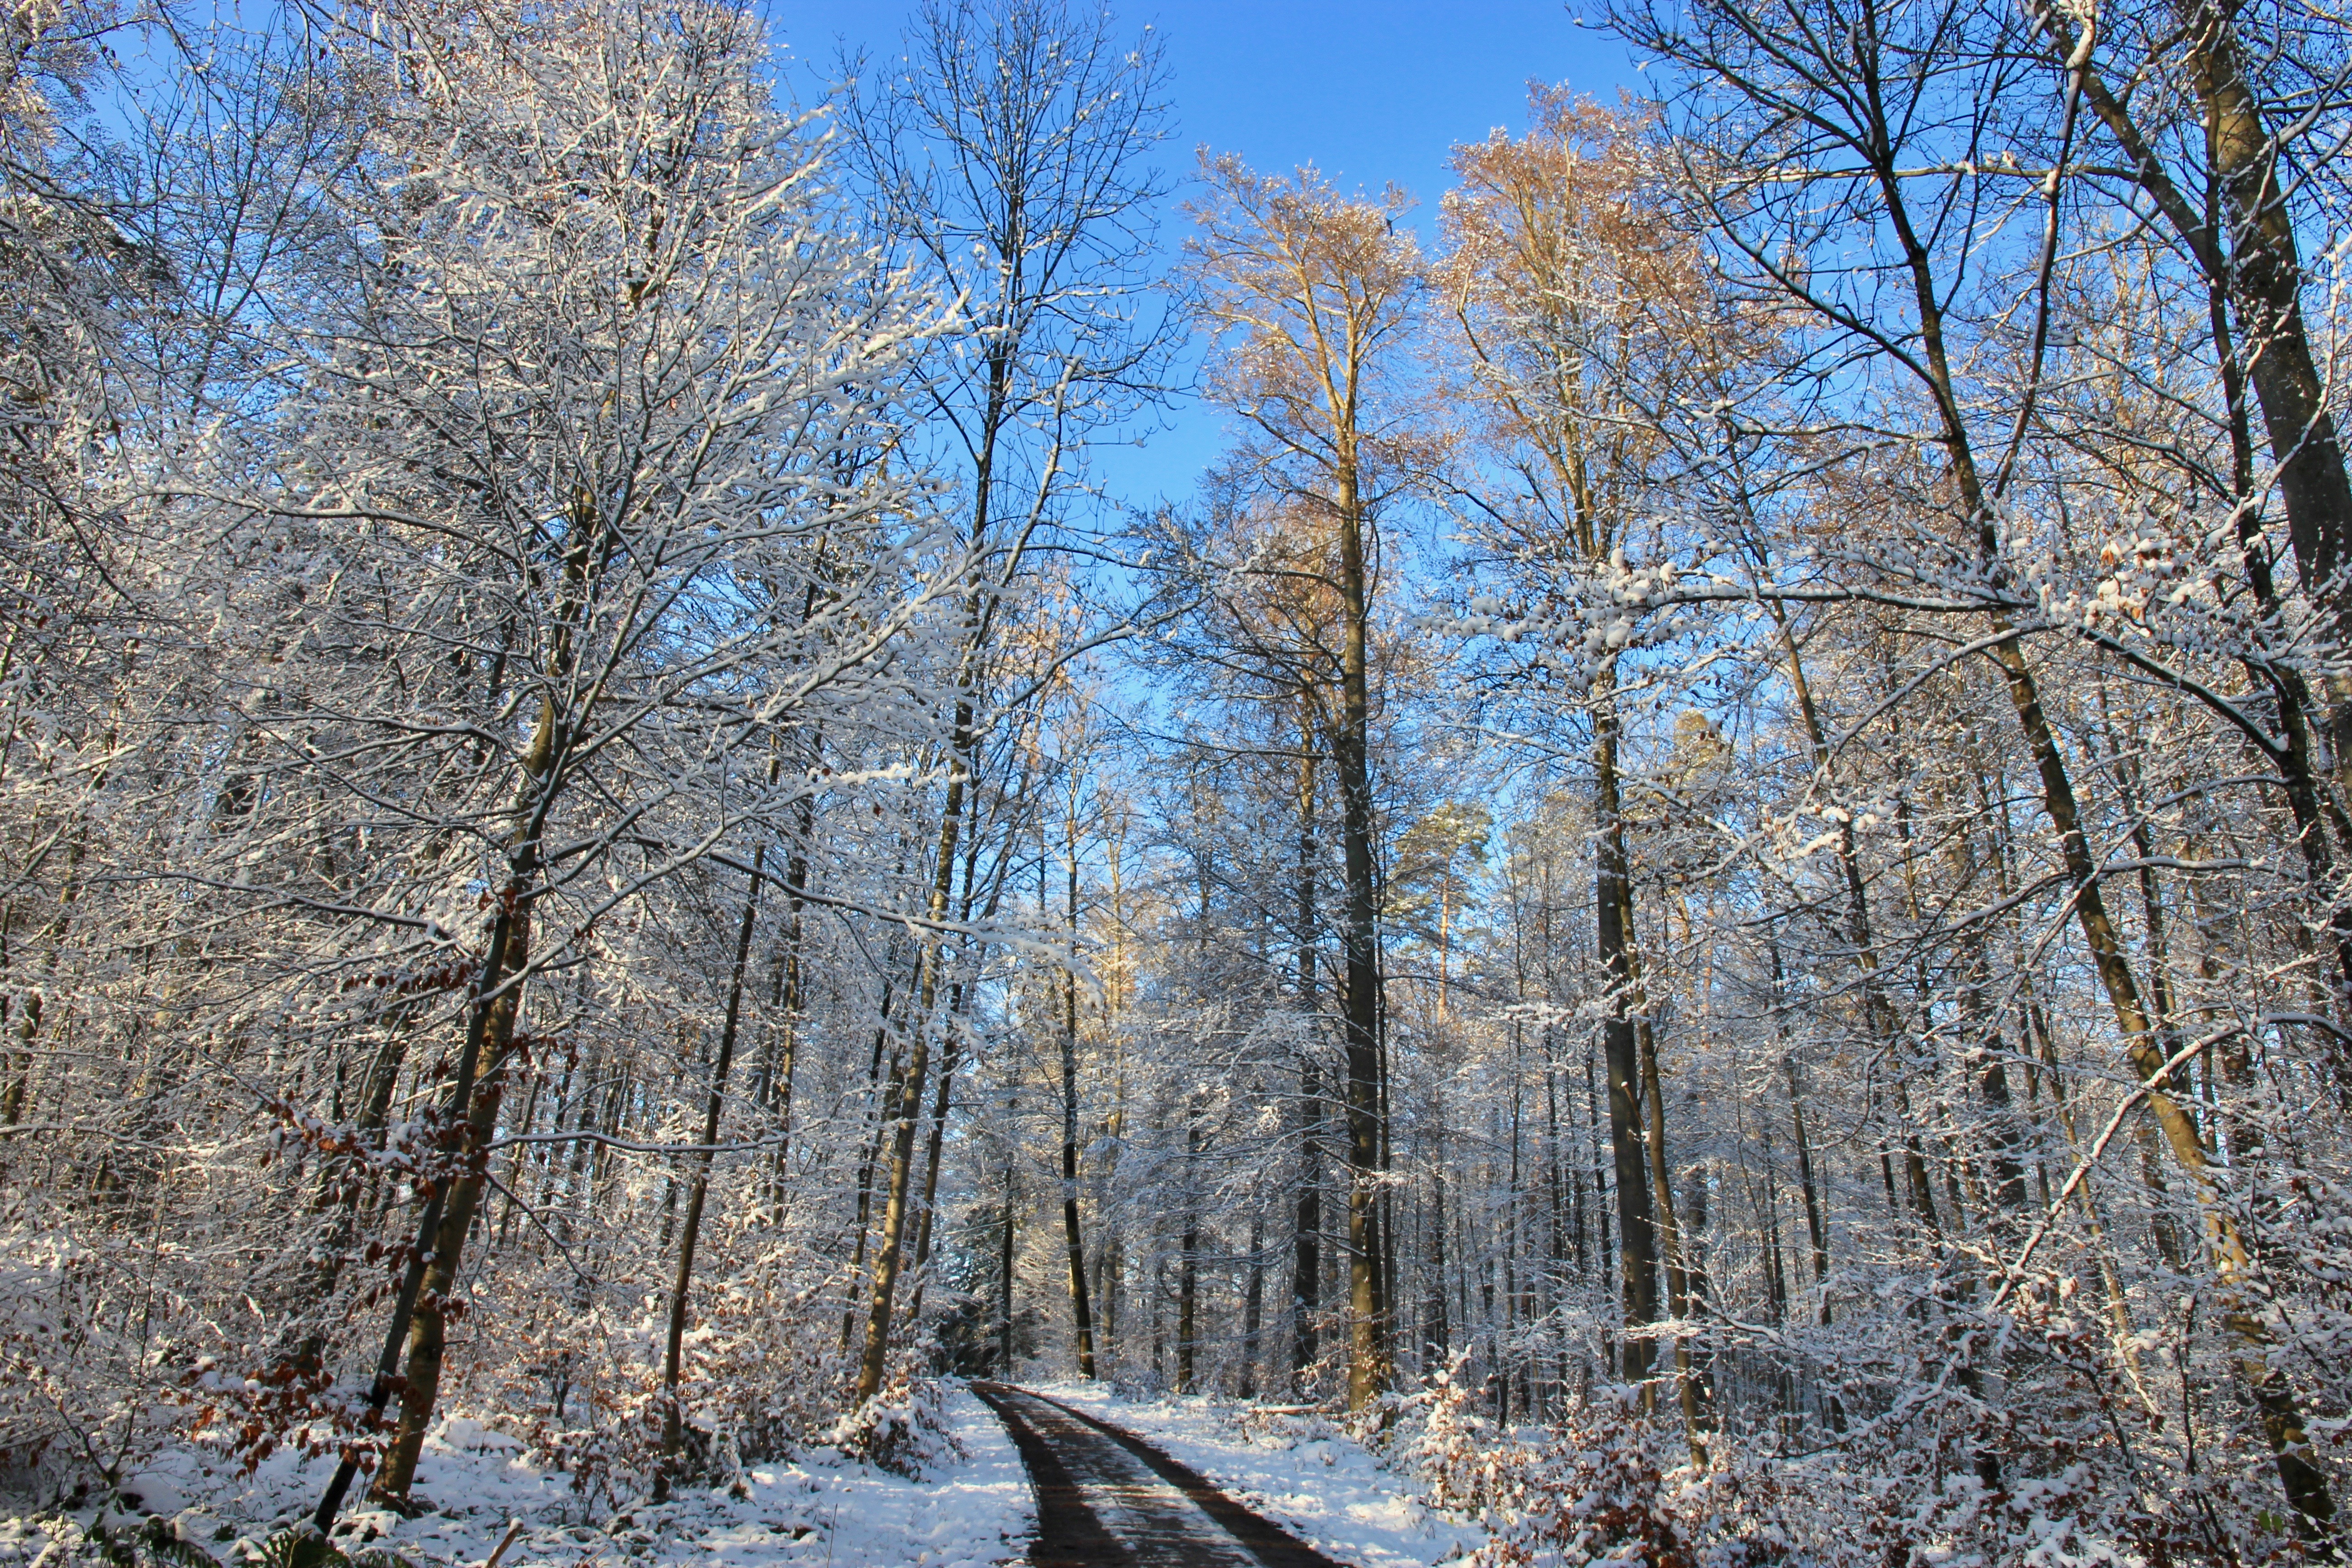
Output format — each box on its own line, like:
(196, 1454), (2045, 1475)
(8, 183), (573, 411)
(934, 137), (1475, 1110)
(226, 0), (968, 1518)
(1182, 157), (1428, 1411)
(834, 0), (1173, 1410)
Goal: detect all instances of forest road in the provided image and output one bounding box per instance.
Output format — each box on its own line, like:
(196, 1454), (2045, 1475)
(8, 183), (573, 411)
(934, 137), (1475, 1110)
(971, 1383), (1351, 1568)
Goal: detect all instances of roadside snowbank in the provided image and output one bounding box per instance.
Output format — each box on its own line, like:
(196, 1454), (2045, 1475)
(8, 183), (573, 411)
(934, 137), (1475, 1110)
(0, 1384), (1030, 1568)
(1027, 1382), (1482, 1568)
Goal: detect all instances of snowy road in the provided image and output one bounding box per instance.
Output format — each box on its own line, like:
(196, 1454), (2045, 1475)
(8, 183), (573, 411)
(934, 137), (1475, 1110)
(972, 1384), (1352, 1568)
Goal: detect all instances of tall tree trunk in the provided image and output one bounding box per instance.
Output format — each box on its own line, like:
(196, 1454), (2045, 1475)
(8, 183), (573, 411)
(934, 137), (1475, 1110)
(907, 1007), (964, 1313)
(1239, 1209), (1264, 1396)
(1629, 909), (1705, 1449)
(1593, 661), (1659, 1384)
(853, 229), (1013, 1396)
(1178, 1109), (1201, 1393)
(1292, 708), (1323, 1392)
(372, 885), (530, 1503)
(1059, 801), (1097, 1378)
(1637, 990), (1705, 1450)
(358, 551), (592, 1513)
(1779, 1047), (1831, 1322)
(653, 842), (765, 1496)
(842, 965), (905, 1349)
(1769, 945), (1844, 1326)
(1423, 1122), (1449, 1369)
(284, 1014), (416, 1372)
(1584, 1048), (1615, 1376)
(912, 804), (1006, 1318)
(1873, 125), (2338, 1526)
(1293, 1054), (1322, 1392)
(1950, 779), (2030, 1218)
(762, 777), (816, 1222)
(1332, 458), (1388, 1413)
(850, 947), (940, 1406)
(1000, 1140), (1018, 1374)
(1680, 1161), (1712, 1410)
(309, 900), (522, 1527)
(2180, 0), (2352, 792)
(2029, 0), (2352, 1000)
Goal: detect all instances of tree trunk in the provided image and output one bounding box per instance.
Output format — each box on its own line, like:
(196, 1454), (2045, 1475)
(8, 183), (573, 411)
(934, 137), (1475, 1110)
(1869, 128), (2339, 1527)
(309, 900), (520, 1528)
(1593, 662), (1659, 1384)
(851, 973), (936, 1406)
(358, 573), (592, 1512)
(1637, 984), (1705, 1448)
(2181, 0), (2352, 793)
(1178, 1112), (1201, 1394)
(1060, 806), (1098, 1377)
(653, 843), (764, 1496)
(1331, 459), (1388, 1412)
(1423, 1125), (1449, 1369)
(911, 811), (1004, 1318)
(762, 783), (816, 1222)
(841, 967), (905, 1349)
(853, 276), (1001, 1393)
(1000, 1148), (1018, 1374)
(372, 887), (529, 1502)
(1240, 1209), (1264, 1397)
(282, 1015), (416, 1374)
(2030, 0), (2352, 1004)
(1779, 1046), (1830, 1323)
(1292, 710), (1323, 1392)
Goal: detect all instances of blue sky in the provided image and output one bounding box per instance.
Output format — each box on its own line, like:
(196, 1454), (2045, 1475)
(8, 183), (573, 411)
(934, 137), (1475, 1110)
(768, 0), (1644, 509)
(771, 1), (1639, 207)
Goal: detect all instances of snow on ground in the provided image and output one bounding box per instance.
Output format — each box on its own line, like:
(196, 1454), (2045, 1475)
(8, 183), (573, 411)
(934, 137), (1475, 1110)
(1028, 1381), (1483, 1568)
(0, 1385), (1030, 1568)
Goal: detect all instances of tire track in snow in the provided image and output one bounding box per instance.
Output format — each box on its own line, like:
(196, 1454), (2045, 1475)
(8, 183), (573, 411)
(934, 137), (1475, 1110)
(973, 1383), (1351, 1568)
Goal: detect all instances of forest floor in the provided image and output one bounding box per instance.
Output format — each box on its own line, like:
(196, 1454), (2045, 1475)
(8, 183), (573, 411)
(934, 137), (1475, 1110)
(0, 1381), (1477, 1568)
(0, 1386), (1031, 1568)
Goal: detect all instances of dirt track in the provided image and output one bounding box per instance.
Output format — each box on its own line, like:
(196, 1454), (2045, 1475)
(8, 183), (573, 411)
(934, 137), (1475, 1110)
(971, 1383), (1351, 1568)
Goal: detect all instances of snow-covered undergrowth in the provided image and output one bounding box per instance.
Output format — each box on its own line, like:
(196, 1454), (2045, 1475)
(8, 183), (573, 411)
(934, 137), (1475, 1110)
(1386, 1362), (2193, 1568)
(0, 1385), (1029, 1568)
(1036, 1363), (2216, 1568)
(1031, 1379), (1485, 1567)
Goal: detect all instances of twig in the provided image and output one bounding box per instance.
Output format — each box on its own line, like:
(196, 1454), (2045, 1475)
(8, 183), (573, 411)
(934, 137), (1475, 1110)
(481, 1519), (525, 1568)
